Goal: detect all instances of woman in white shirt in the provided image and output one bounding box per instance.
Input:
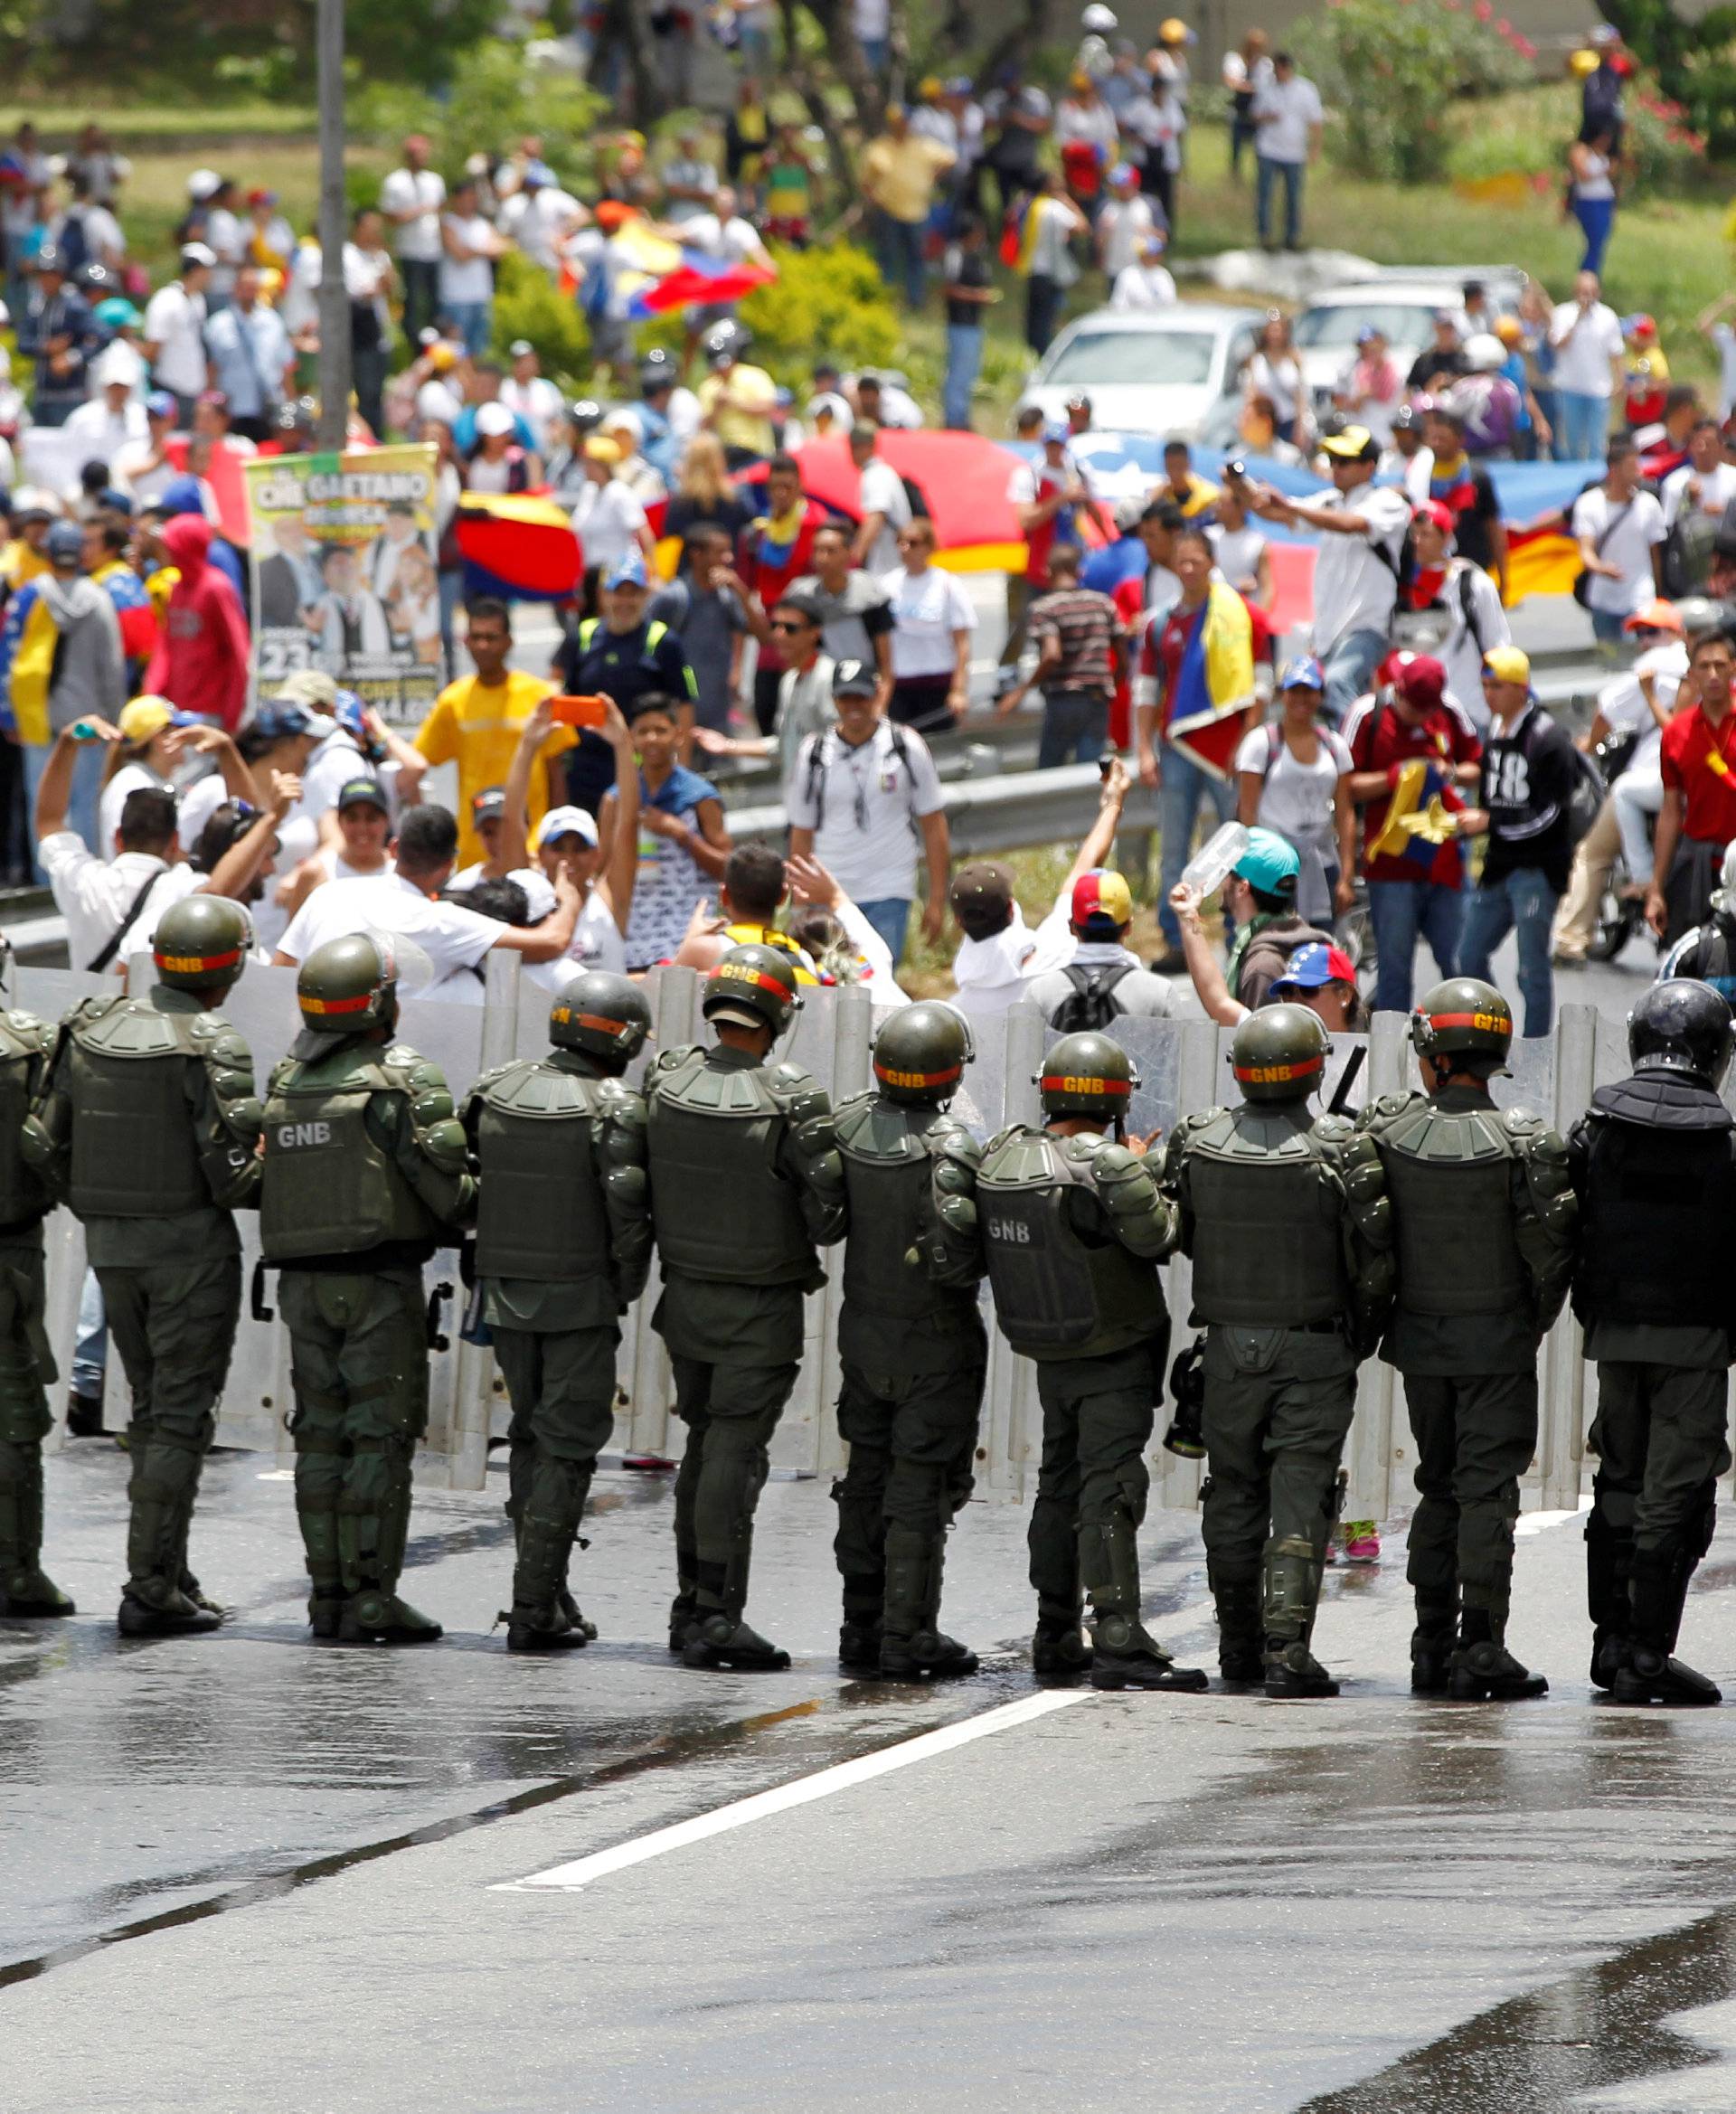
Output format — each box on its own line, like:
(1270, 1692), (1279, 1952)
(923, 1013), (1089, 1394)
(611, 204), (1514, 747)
(1206, 481), (1273, 608)
(1242, 310), (1311, 448)
(570, 439), (655, 592)
(1568, 127), (1618, 277)
(884, 518), (976, 734)
(1109, 233), (1177, 311)
(1233, 656), (1355, 926)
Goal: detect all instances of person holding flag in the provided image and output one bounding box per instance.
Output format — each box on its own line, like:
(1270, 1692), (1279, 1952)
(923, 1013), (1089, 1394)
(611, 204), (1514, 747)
(1134, 524), (1260, 973)
(1342, 651), (1484, 1015)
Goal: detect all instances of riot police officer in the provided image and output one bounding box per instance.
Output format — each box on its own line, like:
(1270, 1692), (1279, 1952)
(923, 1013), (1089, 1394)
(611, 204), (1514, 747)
(831, 1003), (986, 1681)
(259, 933), (476, 1645)
(1164, 1006), (1392, 1698)
(459, 974), (655, 1653)
(1569, 978), (1736, 1706)
(976, 1031), (1206, 1693)
(24, 896), (261, 1636)
(645, 943), (845, 1672)
(1359, 978), (1576, 1701)
(0, 966), (72, 1619)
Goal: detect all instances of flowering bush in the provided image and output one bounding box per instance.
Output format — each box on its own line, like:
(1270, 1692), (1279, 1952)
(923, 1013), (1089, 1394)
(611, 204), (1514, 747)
(1624, 91), (1710, 191)
(1292, 0), (1533, 183)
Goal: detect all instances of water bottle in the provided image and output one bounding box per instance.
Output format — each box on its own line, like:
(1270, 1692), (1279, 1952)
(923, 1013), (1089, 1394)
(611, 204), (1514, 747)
(1179, 821), (1249, 901)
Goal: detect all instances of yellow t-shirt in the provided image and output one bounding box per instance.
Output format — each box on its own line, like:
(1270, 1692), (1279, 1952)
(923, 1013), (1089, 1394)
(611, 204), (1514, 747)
(697, 363), (778, 459)
(413, 670), (572, 864)
(0, 540), (49, 593)
(860, 134), (955, 224)
(1172, 477), (1222, 521)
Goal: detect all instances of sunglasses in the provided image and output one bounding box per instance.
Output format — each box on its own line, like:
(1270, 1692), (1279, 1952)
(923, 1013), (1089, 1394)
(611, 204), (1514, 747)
(770, 618), (812, 634)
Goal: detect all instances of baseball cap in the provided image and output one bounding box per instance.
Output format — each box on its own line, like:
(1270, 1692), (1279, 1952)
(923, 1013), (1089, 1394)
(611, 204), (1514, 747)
(1625, 599), (1684, 636)
(584, 434), (624, 463)
(145, 389), (177, 421)
(274, 668), (340, 711)
(43, 520), (84, 564)
(1270, 941), (1358, 994)
(1232, 826), (1300, 898)
(1386, 650), (1447, 710)
(1278, 655), (1326, 692)
(949, 861), (1015, 939)
(1417, 498), (1457, 538)
(475, 401), (515, 438)
(185, 168), (222, 200)
(1628, 313), (1657, 339)
(530, 804), (601, 853)
(180, 241), (217, 270)
(1071, 867), (1134, 935)
(118, 695), (195, 743)
(1482, 645), (1532, 686)
(8, 487), (56, 523)
(1041, 417), (1071, 445)
(604, 549), (648, 590)
(1319, 424), (1376, 461)
(832, 656), (878, 697)
(508, 337), (533, 357)
(523, 158), (556, 186)
(1355, 324), (1382, 345)
(247, 187), (278, 208)
(471, 787), (509, 826)
(335, 775), (390, 814)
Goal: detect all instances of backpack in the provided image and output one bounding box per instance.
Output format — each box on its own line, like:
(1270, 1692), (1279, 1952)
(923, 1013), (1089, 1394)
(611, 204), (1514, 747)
(1048, 961), (1134, 1032)
(800, 720), (911, 831)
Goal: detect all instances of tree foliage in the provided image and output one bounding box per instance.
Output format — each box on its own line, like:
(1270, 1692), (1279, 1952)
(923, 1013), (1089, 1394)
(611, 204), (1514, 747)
(1599, 1), (1736, 158)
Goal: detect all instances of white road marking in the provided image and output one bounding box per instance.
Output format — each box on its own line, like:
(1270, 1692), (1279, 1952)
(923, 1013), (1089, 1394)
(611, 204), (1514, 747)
(498, 1686), (1093, 1893)
(1515, 1496), (1595, 1538)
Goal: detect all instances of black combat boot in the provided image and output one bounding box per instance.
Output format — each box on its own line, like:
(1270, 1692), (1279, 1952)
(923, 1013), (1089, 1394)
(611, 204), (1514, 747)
(1612, 1546), (1721, 1706)
(669, 1538), (702, 1655)
(1448, 1604), (1546, 1701)
(1585, 1505), (1633, 1692)
(879, 1524), (978, 1681)
(1410, 1596), (1458, 1695)
(64, 1390), (106, 1439)
(1263, 1538), (1335, 1697)
(1032, 1620), (1093, 1678)
(837, 1619), (883, 1673)
(0, 1447), (74, 1616)
(1264, 1636), (1339, 1699)
(1089, 1514), (1207, 1694)
(1212, 1576), (1265, 1685)
(683, 1547), (789, 1671)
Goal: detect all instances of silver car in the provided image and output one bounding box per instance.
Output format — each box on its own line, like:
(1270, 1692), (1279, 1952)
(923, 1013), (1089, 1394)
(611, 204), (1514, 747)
(1021, 304), (1261, 443)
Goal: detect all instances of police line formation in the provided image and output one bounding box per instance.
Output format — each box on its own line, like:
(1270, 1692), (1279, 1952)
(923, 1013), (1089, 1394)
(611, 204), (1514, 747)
(1, 894), (1730, 1710)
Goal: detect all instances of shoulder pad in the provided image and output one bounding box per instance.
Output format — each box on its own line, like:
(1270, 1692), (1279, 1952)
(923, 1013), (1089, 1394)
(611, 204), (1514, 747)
(1370, 1091), (1418, 1122)
(2, 1009), (50, 1052)
(379, 1041), (423, 1073)
(766, 1060), (817, 1098)
(1091, 1141), (1139, 1181)
(406, 1059), (449, 1093)
(835, 1092), (925, 1164)
(597, 1077), (647, 1124)
(655, 1044), (701, 1074)
(1180, 1105), (1228, 1137)
(933, 1119), (982, 1167)
(203, 1027), (252, 1070)
(1311, 1113), (1355, 1147)
(1501, 1107), (1543, 1138)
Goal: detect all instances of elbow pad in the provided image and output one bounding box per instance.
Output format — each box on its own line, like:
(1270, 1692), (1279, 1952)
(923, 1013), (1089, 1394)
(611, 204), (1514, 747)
(417, 1116), (472, 1178)
(1095, 1142), (1178, 1260)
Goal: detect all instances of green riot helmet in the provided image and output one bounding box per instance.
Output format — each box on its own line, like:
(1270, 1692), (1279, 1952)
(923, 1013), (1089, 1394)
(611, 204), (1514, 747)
(702, 942), (802, 1039)
(1230, 1003), (1329, 1103)
(152, 893), (251, 994)
(1410, 977), (1513, 1070)
(872, 1001), (975, 1106)
(296, 930), (399, 1037)
(1036, 1030), (1138, 1119)
(549, 970), (652, 1071)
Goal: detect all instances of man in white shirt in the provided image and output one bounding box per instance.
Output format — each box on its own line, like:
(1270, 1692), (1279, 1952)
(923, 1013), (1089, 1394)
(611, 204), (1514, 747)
(1251, 425), (1410, 722)
(1549, 269), (1627, 462)
(201, 179), (245, 307)
(1572, 437), (1667, 645)
(202, 266), (294, 441)
(661, 130), (719, 227)
(1096, 163), (1156, 278)
(786, 659), (951, 965)
(63, 347), (148, 470)
(1660, 416), (1736, 592)
(848, 421), (912, 578)
(274, 804), (579, 987)
(1110, 232), (1177, 311)
(379, 135), (446, 344)
(497, 163), (566, 274)
(499, 340), (563, 453)
(854, 370), (924, 429)
(1250, 52), (1322, 251)
(141, 246), (213, 421)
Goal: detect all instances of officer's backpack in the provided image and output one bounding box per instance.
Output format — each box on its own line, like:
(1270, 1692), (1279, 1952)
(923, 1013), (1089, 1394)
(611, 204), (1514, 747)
(1047, 962), (1133, 1033)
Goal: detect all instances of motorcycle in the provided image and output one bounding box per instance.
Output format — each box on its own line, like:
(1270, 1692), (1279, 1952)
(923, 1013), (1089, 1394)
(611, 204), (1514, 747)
(1584, 727), (1648, 964)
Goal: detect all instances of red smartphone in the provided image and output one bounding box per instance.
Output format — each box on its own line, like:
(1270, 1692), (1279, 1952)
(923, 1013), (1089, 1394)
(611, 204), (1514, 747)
(551, 694), (609, 729)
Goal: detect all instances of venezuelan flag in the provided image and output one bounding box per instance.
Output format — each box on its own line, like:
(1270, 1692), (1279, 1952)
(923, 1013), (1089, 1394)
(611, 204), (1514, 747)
(607, 217), (776, 319)
(456, 494), (583, 603)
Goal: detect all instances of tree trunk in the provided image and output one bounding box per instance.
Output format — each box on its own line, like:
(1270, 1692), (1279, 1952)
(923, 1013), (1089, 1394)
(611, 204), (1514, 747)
(977, 0), (1052, 93)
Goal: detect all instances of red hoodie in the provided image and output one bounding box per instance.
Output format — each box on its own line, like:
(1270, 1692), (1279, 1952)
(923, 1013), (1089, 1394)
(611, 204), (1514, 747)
(145, 515), (250, 731)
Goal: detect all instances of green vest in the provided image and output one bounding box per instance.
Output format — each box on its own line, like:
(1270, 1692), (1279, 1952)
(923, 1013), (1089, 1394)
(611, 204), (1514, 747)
(472, 1054), (613, 1284)
(835, 1093), (967, 1323)
(1181, 1103), (1351, 1327)
(65, 993), (220, 1218)
(977, 1125), (1162, 1361)
(259, 1041), (440, 1263)
(1365, 1090), (1527, 1317)
(0, 1011), (51, 1232)
(646, 1046), (816, 1286)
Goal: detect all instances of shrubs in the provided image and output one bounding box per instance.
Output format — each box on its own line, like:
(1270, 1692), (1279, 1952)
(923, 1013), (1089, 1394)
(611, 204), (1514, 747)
(739, 241), (901, 388)
(489, 250), (593, 390)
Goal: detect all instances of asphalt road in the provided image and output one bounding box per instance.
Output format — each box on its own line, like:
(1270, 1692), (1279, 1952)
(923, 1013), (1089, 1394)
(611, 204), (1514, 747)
(7, 1437), (1736, 2111)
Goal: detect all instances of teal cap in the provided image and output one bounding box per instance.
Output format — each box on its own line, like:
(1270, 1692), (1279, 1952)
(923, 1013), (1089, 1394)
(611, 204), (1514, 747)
(1233, 826), (1300, 899)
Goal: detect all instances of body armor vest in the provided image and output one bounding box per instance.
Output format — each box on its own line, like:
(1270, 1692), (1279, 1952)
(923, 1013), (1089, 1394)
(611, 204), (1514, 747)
(260, 1044), (439, 1262)
(1574, 1077), (1736, 1333)
(1370, 1093), (1526, 1316)
(647, 1048), (814, 1286)
(835, 1095), (961, 1322)
(66, 996), (215, 1218)
(0, 1013), (50, 1232)
(473, 1057), (611, 1284)
(977, 1126), (1160, 1360)
(1183, 1105), (1350, 1326)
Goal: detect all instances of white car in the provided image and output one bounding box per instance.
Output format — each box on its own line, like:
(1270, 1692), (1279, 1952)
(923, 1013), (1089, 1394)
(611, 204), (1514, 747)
(1020, 304), (1260, 443)
(1292, 272), (1529, 413)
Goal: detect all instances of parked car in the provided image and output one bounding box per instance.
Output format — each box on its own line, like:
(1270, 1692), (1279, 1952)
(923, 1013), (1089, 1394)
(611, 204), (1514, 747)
(1020, 304), (1261, 443)
(1292, 271), (1530, 417)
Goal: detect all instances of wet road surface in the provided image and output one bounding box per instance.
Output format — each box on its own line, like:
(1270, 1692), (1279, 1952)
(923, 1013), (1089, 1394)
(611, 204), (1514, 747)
(8, 1439), (1736, 2110)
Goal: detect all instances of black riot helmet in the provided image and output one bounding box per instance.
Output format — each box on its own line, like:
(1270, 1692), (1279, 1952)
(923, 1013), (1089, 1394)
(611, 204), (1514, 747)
(872, 1002), (975, 1106)
(1629, 977), (1735, 1089)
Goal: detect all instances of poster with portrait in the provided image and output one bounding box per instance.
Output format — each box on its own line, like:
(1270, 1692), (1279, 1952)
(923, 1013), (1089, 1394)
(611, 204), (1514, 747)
(243, 443), (442, 728)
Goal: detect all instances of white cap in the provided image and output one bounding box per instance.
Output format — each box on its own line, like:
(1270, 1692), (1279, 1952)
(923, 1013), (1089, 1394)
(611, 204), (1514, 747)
(602, 406), (641, 443)
(531, 805), (600, 853)
(185, 168), (222, 201)
(95, 342), (144, 391)
(1463, 331), (1509, 373)
(476, 401), (515, 438)
(180, 241), (217, 269)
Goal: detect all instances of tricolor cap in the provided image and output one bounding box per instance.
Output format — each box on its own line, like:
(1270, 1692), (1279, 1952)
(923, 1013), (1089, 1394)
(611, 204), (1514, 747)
(1070, 866), (1134, 936)
(471, 787), (508, 826)
(1481, 645), (1532, 687)
(1269, 941), (1358, 995)
(1278, 655), (1325, 693)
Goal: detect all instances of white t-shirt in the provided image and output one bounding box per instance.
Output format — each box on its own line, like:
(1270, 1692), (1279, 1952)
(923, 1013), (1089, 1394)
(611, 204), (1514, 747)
(1097, 195), (1156, 279)
(1244, 350), (1308, 429)
(38, 834), (177, 976)
(298, 729), (371, 823)
(142, 280), (208, 397)
(1234, 722), (1352, 841)
(1307, 481), (1411, 655)
(1712, 322), (1736, 421)
(1110, 262), (1177, 311)
(786, 721), (945, 902)
(1250, 75), (1322, 163)
(855, 457), (912, 578)
(203, 206), (244, 293)
(561, 884), (627, 976)
(500, 373), (563, 452)
(380, 166), (447, 262)
(277, 870), (499, 981)
(571, 479), (649, 575)
(853, 0), (890, 38)
(1571, 485), (1667, 616)
(1661, 460), (1736, 531)
(1433, 561), (1512, 731)
(885, 564), (976, 680)
(1550, 301), (1624, 400)
(439, 214), (496, 306)
(1599, 639), (1687, 770)
(1209, 522), (1268, 596)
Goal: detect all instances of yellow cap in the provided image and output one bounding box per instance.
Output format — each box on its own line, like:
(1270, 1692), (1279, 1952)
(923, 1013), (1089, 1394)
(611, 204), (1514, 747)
(1160, 15), (1187, 37)
(1318, 425), (1374, 459)
(1482, 646), (1531, 686)
(1570, 48), (1599, 75)
(584, 435), (624, 463)
(118, 695), (179, 744)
